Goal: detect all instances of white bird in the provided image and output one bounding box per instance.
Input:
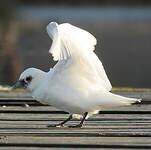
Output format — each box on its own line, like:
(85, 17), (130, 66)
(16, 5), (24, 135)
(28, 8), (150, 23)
(13, 22), (141, 128)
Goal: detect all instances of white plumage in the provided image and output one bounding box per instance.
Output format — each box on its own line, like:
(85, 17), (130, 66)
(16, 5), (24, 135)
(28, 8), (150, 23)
(14, 22), (141, 128)
(47, 22), (112, 91)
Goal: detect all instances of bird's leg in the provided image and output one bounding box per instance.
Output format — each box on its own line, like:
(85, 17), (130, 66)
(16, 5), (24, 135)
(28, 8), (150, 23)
(68, 112), (88, 128)
(47, 114), (73, 128)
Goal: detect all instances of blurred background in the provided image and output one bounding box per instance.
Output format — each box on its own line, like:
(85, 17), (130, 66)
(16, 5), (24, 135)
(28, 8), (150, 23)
(0, 0), (151, 88)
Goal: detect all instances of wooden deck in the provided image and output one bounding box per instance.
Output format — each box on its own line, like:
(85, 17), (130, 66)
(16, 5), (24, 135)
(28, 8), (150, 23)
(0, 90), (151, 150)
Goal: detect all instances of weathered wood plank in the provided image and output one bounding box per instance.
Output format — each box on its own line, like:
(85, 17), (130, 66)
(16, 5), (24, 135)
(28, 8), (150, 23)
(0, 130), (151, 137)
(0, 148), (116, 150)
(0, 113), (151, 124)
(0, 143), (150, 149)
(0, 113), (150, 122)
(0, 148), (113, 150)
(0, 124), (151, 130)
(0, 124), (151, 132)
(0, 136), (151, 146)
(0, 148), (115, 150)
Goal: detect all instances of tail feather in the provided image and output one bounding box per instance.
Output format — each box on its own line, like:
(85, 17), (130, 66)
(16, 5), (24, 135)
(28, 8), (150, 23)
(97, 92), (142, 107)
(123, 98), (142, 105)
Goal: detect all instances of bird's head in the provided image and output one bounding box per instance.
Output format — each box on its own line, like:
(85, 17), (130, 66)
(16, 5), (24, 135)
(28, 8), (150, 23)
(12, 68), (46, 92)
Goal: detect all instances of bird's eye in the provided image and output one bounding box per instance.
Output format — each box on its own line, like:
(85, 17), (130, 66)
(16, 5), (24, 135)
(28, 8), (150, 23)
(25, 76), (32, 82)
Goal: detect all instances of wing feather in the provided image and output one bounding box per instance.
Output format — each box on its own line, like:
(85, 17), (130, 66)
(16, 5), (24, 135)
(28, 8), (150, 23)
(47, 22), (112, 91)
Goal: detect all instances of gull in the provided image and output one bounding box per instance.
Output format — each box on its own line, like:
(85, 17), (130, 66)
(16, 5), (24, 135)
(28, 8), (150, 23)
(13, 22), (141, 128)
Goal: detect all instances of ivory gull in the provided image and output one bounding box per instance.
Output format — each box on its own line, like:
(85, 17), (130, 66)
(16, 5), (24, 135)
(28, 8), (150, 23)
(13, 22), (141, 128)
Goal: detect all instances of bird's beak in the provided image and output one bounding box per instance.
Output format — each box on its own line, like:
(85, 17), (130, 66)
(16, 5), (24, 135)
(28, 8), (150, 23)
(12, 81), (25, 89)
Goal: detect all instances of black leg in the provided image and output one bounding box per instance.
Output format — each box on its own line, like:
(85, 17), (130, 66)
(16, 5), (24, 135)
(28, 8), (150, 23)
(47, 114), (73, 128)
(68, 112), (88, 128)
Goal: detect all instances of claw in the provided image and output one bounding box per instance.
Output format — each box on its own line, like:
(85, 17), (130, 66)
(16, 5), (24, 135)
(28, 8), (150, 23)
(47, 124), (64, 128)
(47, 114), (73, 128)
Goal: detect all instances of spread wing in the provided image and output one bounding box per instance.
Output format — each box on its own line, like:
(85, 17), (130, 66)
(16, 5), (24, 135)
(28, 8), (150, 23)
(46, 22), (112, 91)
